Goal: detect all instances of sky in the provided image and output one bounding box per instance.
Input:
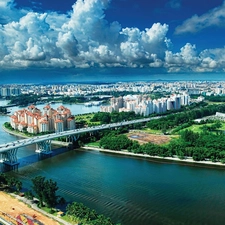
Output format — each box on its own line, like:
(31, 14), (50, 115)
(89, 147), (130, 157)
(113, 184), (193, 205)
(0, 0), (225, 83)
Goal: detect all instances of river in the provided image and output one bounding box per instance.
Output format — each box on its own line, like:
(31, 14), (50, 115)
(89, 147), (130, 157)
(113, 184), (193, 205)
(5, 102), (101, 116)
(1, 102), (225, 225)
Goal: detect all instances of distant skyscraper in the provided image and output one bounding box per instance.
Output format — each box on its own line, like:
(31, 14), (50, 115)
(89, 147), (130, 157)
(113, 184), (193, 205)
(1, 87), (10, 97)
(101, 93), (189, 115)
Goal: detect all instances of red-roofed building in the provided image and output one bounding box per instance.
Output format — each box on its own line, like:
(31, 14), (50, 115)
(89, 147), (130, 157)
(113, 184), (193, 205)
(10, 104), (75, 134)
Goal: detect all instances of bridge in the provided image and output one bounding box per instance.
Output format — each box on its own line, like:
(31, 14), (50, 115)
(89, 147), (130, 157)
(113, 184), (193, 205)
(0, 117), (160, 168)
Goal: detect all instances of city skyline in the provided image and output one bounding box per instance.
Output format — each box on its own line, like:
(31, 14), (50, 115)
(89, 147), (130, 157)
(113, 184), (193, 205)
(1, 0), (225, 83)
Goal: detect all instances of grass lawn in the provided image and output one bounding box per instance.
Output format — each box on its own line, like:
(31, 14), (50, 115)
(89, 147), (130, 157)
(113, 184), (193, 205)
(75, 113), (101, 126)
(142, 128), (163, 134)
(61, 214), (79, 224)
(184, 124), (204, 133)
(75, 113), (94, 122)
(179, 122), (225, 133)
(40, 207), (79, 224)
(85, 142), (100, 147)
(205, 101), (224, 105)
(220, 123), (225, 130)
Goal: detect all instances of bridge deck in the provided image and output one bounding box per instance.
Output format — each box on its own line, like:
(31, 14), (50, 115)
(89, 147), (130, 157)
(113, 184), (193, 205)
(0, 117), (159, 153)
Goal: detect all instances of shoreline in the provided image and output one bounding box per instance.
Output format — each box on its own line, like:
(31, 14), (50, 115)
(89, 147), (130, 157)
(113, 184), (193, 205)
(81, 146), (225, 168)
(3, 124), (225, 168)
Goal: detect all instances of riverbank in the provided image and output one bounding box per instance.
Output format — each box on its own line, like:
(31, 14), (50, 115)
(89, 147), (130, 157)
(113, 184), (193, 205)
(2, 125), (29, 139)
(82, 146), (225, 168)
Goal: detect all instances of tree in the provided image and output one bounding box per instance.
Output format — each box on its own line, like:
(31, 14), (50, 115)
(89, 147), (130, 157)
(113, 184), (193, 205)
(102, 114), (111, 124)
(15, 180), (22, 193)
(31, 176), (59, 208)
(43, 179), (59, 208)
(24, 190), (34, 200)
(58, 197), (66, 206)
(6, 177), (19, 192)
(66, 202), (116, 225)
(0, 174), (22, 192)
(0, 173), (7, 188)
(211, 121), (222, 130)
(32, 176), (46, 207)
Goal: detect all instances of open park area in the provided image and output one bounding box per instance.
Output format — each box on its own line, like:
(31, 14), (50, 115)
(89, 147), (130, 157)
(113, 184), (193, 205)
(0, 192), (59, 225)
(127, 132), (172, 145)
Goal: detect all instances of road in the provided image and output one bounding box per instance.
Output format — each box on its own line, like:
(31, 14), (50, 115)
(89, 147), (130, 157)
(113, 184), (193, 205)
(0, 116), (160, 153)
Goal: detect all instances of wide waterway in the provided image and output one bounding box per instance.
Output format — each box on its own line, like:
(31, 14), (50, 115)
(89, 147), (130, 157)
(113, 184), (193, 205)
(1, 103), (225, 224)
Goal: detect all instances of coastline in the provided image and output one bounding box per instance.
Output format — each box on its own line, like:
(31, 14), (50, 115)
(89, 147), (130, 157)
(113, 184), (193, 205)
(81, 146), (225, 168)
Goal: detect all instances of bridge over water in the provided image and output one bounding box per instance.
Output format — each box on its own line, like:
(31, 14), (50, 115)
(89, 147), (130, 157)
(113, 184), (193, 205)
(0, 117), (160, 168)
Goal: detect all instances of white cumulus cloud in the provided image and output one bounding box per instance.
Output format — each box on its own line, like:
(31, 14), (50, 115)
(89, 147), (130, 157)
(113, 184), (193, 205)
(0, 0), (171, 70)
(175, 1), (225, 34)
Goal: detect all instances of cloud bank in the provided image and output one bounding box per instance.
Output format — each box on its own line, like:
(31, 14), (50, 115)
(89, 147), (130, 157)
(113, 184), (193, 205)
(0, 0), (224, 74)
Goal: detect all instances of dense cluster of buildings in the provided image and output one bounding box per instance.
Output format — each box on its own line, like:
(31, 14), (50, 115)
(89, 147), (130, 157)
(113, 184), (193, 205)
(0, 87), (21, 97)
(10, 104), (75, 134)
(1, 81), (225, 97)
(100, 93), (190, 116)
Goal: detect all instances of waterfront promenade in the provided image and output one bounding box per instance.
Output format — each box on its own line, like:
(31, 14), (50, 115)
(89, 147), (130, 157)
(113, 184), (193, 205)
(82, 146), (225, 168)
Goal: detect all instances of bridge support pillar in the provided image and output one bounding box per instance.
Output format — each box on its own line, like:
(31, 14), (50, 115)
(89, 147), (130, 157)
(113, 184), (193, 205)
(2, 148), (19, 168)
(66, 135), (80, 143)
(65, 135), (80, 150)
(35, 140), (52, 154)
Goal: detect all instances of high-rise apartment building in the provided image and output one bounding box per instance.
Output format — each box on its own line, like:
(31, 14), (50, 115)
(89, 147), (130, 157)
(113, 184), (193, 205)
(10, 104), (75, 134)
(101, 93), (190, 116)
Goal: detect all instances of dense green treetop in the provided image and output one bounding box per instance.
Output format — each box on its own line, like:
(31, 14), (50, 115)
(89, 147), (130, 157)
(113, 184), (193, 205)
(205, 95), (225, 102)
(66, 202), (119, 225)
(31, 176), (58, 208)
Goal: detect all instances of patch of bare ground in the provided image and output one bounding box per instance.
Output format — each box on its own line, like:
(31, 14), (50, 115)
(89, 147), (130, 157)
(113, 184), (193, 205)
(127, 131), (171, 145)
(0, 191), (59, 225)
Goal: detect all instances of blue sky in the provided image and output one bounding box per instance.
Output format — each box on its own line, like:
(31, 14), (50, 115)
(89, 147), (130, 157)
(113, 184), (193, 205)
(1, 0), (225, 83)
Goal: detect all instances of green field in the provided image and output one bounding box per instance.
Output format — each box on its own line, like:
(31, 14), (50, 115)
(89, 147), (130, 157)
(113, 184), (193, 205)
(75, 113), (101, 126)
(85, 142), (100, 147)
(143, 128), (163, 134)
(75, 113), (94, 122)
(180, 122), (225, 133)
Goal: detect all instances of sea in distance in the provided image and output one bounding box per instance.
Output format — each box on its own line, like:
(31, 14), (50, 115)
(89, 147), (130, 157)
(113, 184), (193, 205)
(2, 69), (225, 84)
(1, 101), (225, 225)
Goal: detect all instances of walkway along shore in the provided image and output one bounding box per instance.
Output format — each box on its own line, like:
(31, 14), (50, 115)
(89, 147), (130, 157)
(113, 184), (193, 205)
(82, 146), (225, 168)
